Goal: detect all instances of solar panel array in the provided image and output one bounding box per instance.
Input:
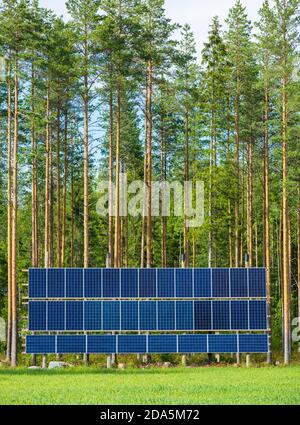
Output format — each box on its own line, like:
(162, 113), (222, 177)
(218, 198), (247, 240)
(26, 268), (269, 355)
(29, 300), (267, 332)
(26, 334), (269, 354)
(29, 268), (267, 299)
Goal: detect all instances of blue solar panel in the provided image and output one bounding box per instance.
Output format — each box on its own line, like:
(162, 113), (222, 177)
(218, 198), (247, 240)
(208, 334), (237, 353)
(158, 301), (175, 330)
(103, 301), (120, 330)
(194, 301), (212, 330)
(176, 269), (193, 297)
(29, 269), (46, 298)
(239, 334), (268, 353)
(249, 300), (267, 330)
(118, 335), (147, 354)
(231, 269), (248, 297)
(121, 301), (138, 331)
(176, 301), (193, 330)
(157, 269), (174, 297)
(48, 268), (65, 298)
(66, 301), (83, 331)
(140, 301), (157, 331)
(212, 269), (230, 297)
(249, 269), (266, 297)
(194, 269), (211, 298)
(26, 335), (56, 354)
(26, 334), (269, 354)
(139, 269), (156, 297)
(178, 335), (207, 353)
(29, 301), (46, 331)
(57, 335), (86, 354)
(213, 301), (230, 330)
(85, 301), (101, 331)
(87, 335), (116, 354)
(84, 269), (102, 298)
(121, 269), (138, 297)
(148, 335), (177, 353)
(66, 268), (83, 298)
(48, 301), (65, 331)
(103, 269), (120, 298)
(231, 301), (248, 330)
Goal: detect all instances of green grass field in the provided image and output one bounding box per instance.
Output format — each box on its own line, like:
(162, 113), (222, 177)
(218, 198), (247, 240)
(0, 366), (299, 405)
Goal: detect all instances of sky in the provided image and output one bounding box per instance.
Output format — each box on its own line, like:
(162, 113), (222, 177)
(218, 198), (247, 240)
(39, 0), (265, 57)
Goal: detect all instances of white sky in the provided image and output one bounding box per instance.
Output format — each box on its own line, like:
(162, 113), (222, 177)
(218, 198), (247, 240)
(39, 0), (265, 57)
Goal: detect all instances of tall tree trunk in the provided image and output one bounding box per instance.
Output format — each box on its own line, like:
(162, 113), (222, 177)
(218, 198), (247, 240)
(11, 55), (19, 367)
(264, 85), (272, 363)
(247, 138), (253, 267)
(31, 64), (38, 268)
(114, 84), (121, 268)
(44, 85), (50, 268)
(297, 183), (300, 321)
(49, 124), (54, 268)
(160, 121), (167, 268)
(184, 108), (189, 268)
(83, 84), (89, 268)
(282, 77), (290, 365)
(146, 61), (153, 268)
(61, 108), (67, 266)
(70, 139), (75, 267)
(56, 98), (61, 267)
(6, 60), (12, 362)
(108, 90), (114, 267)
(141, 89), (148, 268)
(297, 181), (300, 320)
(234, 72), (240, 268)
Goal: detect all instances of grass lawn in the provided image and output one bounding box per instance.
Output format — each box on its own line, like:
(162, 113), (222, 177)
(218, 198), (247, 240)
(0, 366), (300, 405)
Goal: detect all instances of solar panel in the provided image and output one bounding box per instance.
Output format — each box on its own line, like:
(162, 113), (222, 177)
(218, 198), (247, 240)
(176, 301), (193, 331)
(194, 301), (212, 330)
(84, 269), (102, 298)
(157, 269), (174, 297)
(249, 300), (267, 330)
(208, 334), (237, 353)
(249, 268), (266, 297)
(212, 268), (230, 297)
(29, 269), (46, 298)
(118, 335), (147, 354)
(231, 301), (248, 330)
(158, 301), (175, 330)
(28, 300), (268, 332)
(148, 335), (177, 353)
(103, 301), (120, 331)
(57, 335), (86, 354)
(194, 269), (211, 298)
(212, 301), (230, 330)
(139, 269), (156, 297)
(87, 335), (116, 354)
(28, 267), (267, 299)
(48, 301), (64, 331)
(85, 301), (101, 331)
(103, 269), (120, 298)
(29, 301), (46, 331)
(176, 269), (193, 297)
(178, 334), (207, 353)
(121, 269), (138, 298)
(26, 334), (269, 354)
(230, 268), (248, 297)
(121, 301), (138, 331)
(48, 268), (64, 298)
(66, 269), (83, 298)
(27, 267), (269, 355)
(66, 301), (83, 331)
(140, 301), (157, 331)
